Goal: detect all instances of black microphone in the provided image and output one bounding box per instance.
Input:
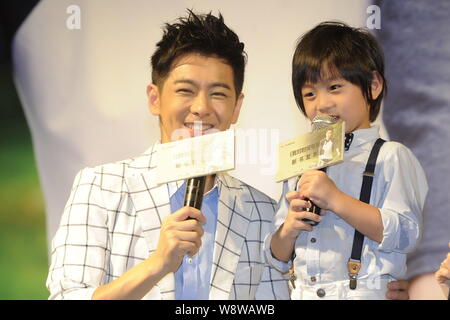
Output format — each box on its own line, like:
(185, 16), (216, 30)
(301, 115), (338, 226)
(183, 176), (206, 210)
(183, 121), (208, 212)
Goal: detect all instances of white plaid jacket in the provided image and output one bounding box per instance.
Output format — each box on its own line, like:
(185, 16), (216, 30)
(46, 144), (289, 300)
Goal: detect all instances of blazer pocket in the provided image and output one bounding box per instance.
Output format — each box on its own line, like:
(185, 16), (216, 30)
(232, 263), (264, 299)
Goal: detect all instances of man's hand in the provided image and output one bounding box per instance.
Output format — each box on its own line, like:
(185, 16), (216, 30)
(152, 206), (206, 274)
(92, 207), (205, 300)
(297, 169), (341, 212)
(386, 280), (410, 300)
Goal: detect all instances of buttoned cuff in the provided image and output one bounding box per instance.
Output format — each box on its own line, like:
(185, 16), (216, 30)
(263, 232), (292, 273)
(377, 208), (401, 252)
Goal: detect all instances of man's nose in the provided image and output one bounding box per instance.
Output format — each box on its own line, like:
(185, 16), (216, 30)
(190, 92), (211, 117)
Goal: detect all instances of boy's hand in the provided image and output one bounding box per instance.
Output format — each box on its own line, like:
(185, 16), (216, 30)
(278, 190), (322, 240)
(386, 280), (409, 300)
(434, 243), (450, 297)
(298, 169), (341, 211)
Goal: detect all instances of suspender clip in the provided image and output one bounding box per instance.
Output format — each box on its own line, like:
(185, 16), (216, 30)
(289, 254), (297, 289)
(347, 260), (361, 290)
(363, 171), (374, 177)
(289, 267), (296, 289)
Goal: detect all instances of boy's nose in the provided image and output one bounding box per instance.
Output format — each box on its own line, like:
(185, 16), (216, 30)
(316, 93), (335, 114)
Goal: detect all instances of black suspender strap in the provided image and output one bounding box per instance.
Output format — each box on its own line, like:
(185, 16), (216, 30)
(348, 138), (386, 290)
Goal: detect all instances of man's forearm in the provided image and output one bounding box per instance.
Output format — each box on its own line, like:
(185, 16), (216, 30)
(92, 252), (167, 300)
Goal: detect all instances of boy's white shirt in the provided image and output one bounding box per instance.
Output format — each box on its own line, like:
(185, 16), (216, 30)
(265, 125), (428, 299)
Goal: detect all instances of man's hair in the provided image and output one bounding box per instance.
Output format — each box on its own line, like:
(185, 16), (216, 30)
(151, 10), (247, 95)
(292, 21), (387, 122)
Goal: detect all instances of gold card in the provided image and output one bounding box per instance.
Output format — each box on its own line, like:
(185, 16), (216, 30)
(275, 121), (345, 182)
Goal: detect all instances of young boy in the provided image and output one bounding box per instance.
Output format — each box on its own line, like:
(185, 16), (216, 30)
(265, 22), (428, 299)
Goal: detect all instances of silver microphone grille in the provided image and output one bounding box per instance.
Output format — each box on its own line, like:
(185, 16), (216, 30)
(311, 115), (339, 132)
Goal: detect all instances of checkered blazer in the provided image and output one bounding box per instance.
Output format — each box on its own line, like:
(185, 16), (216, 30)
(46, 144), (289, 300)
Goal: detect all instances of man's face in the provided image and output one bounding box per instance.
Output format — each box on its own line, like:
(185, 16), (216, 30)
(147, 53), (243, 143)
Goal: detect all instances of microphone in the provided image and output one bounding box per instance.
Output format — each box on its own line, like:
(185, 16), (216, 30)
(183, 121), (208, 211)
(183, 176), (206, 210)
(301, 115), (338, 226)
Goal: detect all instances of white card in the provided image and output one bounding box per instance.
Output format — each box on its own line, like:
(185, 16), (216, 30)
(155, 130), (235, 185)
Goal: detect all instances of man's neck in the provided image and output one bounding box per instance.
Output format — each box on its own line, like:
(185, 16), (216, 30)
(204, 174), (216, 194)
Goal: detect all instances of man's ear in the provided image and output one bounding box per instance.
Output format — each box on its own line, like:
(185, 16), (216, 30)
(147, 84), (161, 116)
(231, 93), (244, 124)
(370, 71), (384, 100)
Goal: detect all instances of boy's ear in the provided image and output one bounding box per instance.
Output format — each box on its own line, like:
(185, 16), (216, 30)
(146, 84), (161, 116)
(370, 71), (384, 100)
(231, 93), (244, 124)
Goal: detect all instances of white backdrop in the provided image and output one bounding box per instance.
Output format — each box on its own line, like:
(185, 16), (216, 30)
(13, 0), (387, 243)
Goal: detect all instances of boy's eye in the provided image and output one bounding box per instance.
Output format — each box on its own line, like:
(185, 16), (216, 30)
(303, 92), (314, 98)
(329, 84), (342, 90)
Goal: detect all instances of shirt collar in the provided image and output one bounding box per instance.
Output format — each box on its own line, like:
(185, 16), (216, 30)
(347, 125), (381, 150)
(168, 175), (219, 199)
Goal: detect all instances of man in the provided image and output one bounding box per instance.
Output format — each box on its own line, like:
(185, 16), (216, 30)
(317, 128), (340, 167)
(46, 10), (409, 300)
(46, 10), (289, 300)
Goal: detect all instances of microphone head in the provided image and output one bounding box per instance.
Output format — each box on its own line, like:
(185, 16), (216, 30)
(311, 115), (339, 132)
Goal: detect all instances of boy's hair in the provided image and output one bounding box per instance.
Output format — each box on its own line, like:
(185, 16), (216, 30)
(151, 10), (247, 96)
(292, 21), (387, 122)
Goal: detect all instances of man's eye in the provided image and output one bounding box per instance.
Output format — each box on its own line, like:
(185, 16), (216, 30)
(212, 92), (227, 98)
(177, 88), (193, 94)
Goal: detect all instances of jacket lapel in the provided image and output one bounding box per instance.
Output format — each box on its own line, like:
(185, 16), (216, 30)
(209, 174), (255, 299)
(124, 147), (256, 300)
(124, 144), (176, 300)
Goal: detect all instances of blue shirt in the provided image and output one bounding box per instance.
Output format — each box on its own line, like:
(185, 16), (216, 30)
(169, 180), (219, 300)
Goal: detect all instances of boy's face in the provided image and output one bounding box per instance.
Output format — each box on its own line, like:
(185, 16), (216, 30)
(147, 53), (243, 143)
(300, 69), (382, 133)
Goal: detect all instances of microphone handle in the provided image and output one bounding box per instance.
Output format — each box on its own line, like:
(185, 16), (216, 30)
(183, 176), (207, 210)
(301, 167), (327, 226)
(302, 200), (321, 226)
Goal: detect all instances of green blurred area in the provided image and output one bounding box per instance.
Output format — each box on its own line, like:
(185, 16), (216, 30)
(0, 62), (49, 300)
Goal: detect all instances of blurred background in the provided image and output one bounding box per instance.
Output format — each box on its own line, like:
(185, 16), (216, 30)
(0, 4), (48, 298)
